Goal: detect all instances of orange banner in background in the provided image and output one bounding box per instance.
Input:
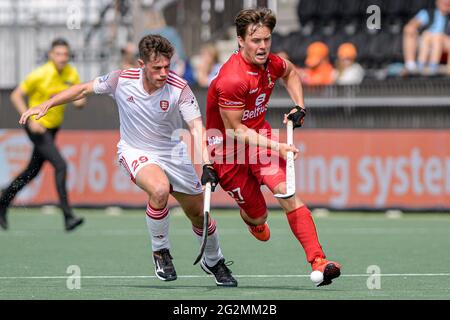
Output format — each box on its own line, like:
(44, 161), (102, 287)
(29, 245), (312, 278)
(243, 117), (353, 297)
(1, 129), (449, 210)
(293, 130), (450, 209)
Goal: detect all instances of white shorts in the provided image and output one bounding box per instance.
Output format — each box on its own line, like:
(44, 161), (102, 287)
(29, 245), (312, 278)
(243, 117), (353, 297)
(117, 141), (202, 195)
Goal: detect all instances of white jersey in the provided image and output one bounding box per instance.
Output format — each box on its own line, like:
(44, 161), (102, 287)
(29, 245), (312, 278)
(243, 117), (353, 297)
(93, 68), (201, 154)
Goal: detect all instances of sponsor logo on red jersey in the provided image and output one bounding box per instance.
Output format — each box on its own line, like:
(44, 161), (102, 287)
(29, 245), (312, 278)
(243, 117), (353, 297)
(222, 100), (243, 106)
(255, 93), (266, 106)
(242, 104), (267, 121)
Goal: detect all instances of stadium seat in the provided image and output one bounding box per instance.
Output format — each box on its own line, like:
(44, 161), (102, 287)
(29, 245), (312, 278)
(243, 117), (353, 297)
(350, 31), (372, 67)
(406, 0), (435, 18)
(285, 31), (322, 67)
(271, 32), (286, 54)
(385, 0), (406, 18)
(391, 33), (404, 63)
(339, 18), (362, 36)
(293, 0), (443, 72)
(283, 31), (302, 65)
(337, 0), (361, 20)
(374, 32), (396, 67)
(297, 0), (320, 23)
(360, 0), (386, 16)
(327, 32), (350, 61)
(317, 0), (340, 20)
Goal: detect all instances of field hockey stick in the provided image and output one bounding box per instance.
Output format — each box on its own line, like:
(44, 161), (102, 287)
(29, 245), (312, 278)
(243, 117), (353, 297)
(193, 182), (211, 265)
(274, 120), (295, 199)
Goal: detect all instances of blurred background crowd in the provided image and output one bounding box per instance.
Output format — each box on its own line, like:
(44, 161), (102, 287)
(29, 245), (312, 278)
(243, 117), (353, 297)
(2, 0), (450, 90)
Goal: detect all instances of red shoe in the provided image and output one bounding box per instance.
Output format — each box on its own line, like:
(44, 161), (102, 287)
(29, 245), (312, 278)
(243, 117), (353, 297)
(248, 222), (270, 241)
(311, 257), (341, 287)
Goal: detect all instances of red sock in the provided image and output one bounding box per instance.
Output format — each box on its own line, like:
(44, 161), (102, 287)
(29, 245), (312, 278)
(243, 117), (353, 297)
(286, 205), (325, 263)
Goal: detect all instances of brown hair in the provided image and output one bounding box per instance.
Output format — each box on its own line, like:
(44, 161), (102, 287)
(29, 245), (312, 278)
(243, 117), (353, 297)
(234, 8), (276, 39)
(51, 38), (70, 50)
(138, 34), (174, 63)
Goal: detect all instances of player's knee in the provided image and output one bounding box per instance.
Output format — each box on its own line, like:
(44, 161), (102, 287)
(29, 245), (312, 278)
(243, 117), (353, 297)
(150, 187), (170, 208)
(187, 204), (203, 219)
(186, 209), (203, 226)
(273, 182), (287, 195)
(279, 195), (304, 212)
(181, 197), (202, 216)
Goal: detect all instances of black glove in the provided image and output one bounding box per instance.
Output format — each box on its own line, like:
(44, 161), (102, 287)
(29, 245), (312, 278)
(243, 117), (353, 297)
(201, 164), (219, 192)
(287, 106), (307, 129)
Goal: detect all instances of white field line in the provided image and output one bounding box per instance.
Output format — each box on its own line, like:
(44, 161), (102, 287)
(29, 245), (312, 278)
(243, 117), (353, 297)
(2, 228), (449, 237)
(0, 273), (449, 280)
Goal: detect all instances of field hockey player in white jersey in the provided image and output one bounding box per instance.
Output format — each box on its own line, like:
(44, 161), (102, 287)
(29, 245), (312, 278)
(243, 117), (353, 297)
(19, 34), (238, 287)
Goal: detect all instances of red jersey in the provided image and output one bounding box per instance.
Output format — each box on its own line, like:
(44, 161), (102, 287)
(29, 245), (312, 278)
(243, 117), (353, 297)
(206, 51), (287, 159)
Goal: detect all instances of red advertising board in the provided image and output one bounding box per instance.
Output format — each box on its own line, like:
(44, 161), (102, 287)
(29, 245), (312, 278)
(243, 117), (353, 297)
(1, 129), (449, 209)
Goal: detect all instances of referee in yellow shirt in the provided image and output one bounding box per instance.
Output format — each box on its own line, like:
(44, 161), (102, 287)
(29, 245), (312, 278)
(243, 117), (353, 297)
(0, 39), (85, 231)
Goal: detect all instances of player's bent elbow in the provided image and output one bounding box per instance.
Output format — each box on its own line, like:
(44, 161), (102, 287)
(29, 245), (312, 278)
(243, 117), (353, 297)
(77, 82), (95, 97)
(10, 87), (22, 104)
(73, 98), (87, 109)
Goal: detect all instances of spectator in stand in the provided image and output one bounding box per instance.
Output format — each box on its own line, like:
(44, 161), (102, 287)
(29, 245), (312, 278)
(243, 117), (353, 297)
(120, 42), (139, 69)
(446, 23), (450, 75)
(193, 43), (222, 88)
(334, 43), (365, 85)
(403, 0), (450, 75)
(137, 8), (195, 84)
(275, 50), (302, 73)
(299, 42), (334, 86)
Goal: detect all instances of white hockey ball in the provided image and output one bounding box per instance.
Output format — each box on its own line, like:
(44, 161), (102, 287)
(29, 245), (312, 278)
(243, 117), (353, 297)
(310, 270), (324, 284)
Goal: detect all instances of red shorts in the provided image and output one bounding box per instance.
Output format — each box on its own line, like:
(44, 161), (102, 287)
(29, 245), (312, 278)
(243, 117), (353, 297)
(214, 147), (286, 219)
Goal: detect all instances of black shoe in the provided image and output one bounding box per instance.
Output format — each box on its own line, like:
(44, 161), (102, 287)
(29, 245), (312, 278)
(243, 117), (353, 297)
(0, 206), (7, 231)
(200, 258), (238, 287)
(317, 263), (341, 287)
(153, 248), (177, 281)
(65, 216), (84, 232)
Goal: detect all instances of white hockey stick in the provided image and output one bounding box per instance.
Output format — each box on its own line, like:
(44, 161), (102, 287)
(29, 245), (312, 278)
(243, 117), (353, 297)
(274, 120), (295, 199)
(193, 182), (211, 265)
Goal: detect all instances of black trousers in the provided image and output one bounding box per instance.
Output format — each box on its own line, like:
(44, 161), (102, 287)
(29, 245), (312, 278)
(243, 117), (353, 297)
(0, 125), (73, 218)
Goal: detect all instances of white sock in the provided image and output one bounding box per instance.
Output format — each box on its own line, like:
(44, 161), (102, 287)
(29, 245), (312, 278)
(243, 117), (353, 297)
(145, 203), (170, 252)
(405, 61), (417, 71)
(193, 218), (223, 266)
